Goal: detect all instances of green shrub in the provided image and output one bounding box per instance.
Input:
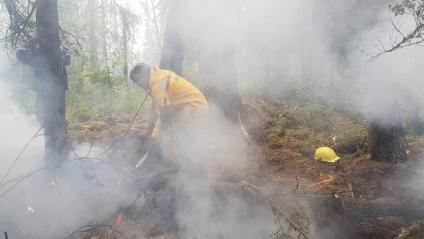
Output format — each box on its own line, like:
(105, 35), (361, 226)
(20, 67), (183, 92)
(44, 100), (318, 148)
(271, 103), (335, 132)
(66, 66), (149, 123)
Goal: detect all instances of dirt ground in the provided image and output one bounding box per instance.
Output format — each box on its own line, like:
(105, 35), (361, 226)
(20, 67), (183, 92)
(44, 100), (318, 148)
(242, 99), (424, 239)
(69, 99), (424, 239)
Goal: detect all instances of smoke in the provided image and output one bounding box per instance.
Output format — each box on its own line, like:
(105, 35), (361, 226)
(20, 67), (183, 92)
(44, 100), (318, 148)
(0, 53), (136, 238)
(1, 0), (424, 238)
(159, 104), (279, 238)
(0, 70), (43, 178)
(181, 0), (424, 124)
(170, 0), (424, 237)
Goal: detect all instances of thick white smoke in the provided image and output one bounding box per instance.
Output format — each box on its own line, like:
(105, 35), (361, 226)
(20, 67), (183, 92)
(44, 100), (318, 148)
(1, 0), (424, 238)
(159, 104), (278, 238)
(0, 52), (135, 238)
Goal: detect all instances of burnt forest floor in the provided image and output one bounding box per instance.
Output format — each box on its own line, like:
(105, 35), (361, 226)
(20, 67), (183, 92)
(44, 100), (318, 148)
(68, 98), (424, 239)
(242, 98), (424, 239)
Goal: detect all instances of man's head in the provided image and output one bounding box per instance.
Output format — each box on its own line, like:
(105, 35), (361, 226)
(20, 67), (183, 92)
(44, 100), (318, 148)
(130, 63), (151, 90)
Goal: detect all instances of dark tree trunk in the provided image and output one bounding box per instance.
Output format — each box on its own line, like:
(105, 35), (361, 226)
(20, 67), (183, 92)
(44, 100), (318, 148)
(159, 0), (185, 75)
(368, 121), (407, 163)
(198, 47), (241, 122)
(196, 0), (241, 122)
(36, 0), (69, 167)
(145, 0), (186, 134)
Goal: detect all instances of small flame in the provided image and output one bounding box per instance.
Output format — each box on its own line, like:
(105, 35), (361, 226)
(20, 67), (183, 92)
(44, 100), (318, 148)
(25, 206), (34, 213)
(114, 213), (125, 226)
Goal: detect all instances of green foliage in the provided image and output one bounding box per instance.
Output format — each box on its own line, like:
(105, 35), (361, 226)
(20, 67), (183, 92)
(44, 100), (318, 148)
(391, 0), (424, 16)
(267, 102), (367, 155)
(271, 103), (334, 132)
(66, 66), (148, 123)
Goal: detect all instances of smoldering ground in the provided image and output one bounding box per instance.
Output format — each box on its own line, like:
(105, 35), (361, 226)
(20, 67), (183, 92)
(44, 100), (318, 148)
(0, 54), (287, 238)
(2, 0), (424, 238)
(119, 104), (292, 238)
(0, 59), (137, 238)
(162, 105), (276, 238)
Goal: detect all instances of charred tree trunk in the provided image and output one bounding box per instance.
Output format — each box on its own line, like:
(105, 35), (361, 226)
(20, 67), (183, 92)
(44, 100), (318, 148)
(159, 0), (185, 75)
(368, 121), (407, 163)
(36, 0), (69, 167)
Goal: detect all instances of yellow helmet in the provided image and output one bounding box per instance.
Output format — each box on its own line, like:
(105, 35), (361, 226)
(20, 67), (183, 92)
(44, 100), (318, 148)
(314, 147), (340, 163)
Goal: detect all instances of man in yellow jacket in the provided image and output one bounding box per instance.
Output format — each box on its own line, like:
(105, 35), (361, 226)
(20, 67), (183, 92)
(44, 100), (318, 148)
(130, 63), (208, 235)
(130, 63), (208, 144)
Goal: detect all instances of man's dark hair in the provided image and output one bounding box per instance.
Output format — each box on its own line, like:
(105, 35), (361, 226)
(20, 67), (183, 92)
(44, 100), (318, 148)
(130, 63), (151, 82)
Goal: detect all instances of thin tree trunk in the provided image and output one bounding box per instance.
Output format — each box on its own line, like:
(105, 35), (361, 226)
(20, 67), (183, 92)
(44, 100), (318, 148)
(159, 0), (185, 75)
(149, 0), (162, 49)
(101, 0), (109, 67)
(87, 0), (98, 66)
(120, 7), (129, 81)
(36, 0), (69, 167)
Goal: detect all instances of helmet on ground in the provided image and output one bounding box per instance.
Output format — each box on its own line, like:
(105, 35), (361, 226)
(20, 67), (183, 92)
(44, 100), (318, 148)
(314, 147), (340, 163)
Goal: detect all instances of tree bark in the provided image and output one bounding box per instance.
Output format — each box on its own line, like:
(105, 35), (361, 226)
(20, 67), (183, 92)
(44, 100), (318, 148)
(368, 121), (407, 163)
(196, 0), (241, 122)
(159, 0), (185, 75)
(36, 0), (69, 168)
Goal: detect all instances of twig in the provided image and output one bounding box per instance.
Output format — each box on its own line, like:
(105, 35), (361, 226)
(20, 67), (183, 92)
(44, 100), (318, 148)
(268, 176), (299, 198)
(366, 223), (397, 235)
(363, 5), (424, 61)
(0, 126), (43, 185)
(0, 167), (44, 200)
(64, 224), (128, 239)
(92, 93), (150, 159)
(240, 181), (309, 239)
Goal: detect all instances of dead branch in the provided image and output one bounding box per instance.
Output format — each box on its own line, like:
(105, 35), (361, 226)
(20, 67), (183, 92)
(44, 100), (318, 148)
(364, 3), (424, 60)
(241, 181), (309, 239)
(64, 224), (128, 239)
(0, 126), (43, 186)
(0, 168), (44, 200)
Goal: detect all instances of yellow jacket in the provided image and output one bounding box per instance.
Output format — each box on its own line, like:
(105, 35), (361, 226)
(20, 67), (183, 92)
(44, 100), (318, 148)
(149, 68), (208, 138)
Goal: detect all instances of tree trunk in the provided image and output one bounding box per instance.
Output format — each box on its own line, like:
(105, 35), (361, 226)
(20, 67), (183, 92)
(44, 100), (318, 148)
(368, 121), (407, 163)
(196, 0), (241, 122)
(101, 0), (109, 67)
(120, 7), (129, 81)
(36, 0), (69, 168)
(159, 0), (185, 75)
(87, 0), (98, 66)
